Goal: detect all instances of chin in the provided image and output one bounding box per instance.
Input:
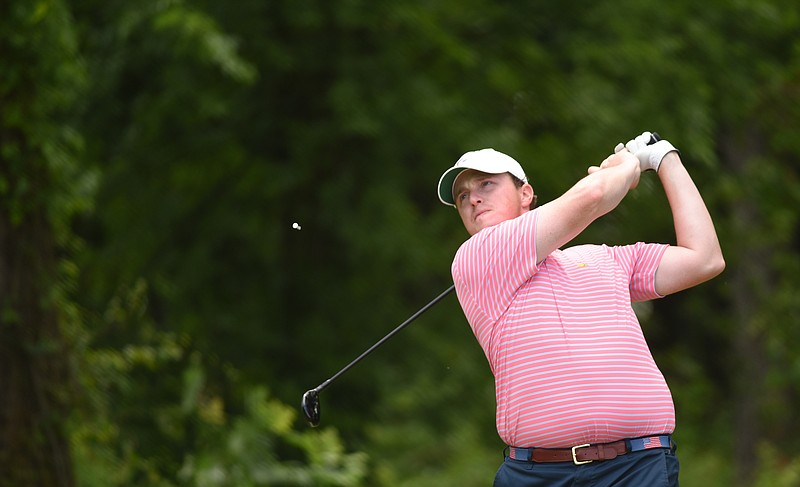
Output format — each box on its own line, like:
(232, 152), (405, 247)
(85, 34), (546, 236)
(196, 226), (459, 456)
(470, 222), (494, 235)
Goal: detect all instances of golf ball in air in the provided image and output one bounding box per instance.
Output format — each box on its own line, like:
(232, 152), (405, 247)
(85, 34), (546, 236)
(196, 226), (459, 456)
(292, 222), (302, 230)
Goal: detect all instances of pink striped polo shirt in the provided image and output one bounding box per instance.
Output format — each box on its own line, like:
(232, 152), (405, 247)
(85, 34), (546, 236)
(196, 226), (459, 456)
(452, 208), (673, 448)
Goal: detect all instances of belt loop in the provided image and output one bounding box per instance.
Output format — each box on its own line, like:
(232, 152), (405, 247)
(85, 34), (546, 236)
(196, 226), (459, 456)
(624, 438), (633, 452)
(503, 446), (509, 459)
(508, 447), (532, 461)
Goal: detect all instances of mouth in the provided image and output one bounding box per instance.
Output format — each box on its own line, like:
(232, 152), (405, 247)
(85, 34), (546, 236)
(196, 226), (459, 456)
(474, 209), (490, 220)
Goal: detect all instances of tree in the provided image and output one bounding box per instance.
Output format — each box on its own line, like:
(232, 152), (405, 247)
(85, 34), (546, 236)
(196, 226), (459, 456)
(0, 1), (86, 485)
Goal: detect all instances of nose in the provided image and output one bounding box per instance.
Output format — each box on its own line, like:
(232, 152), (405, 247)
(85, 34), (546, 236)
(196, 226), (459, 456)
(469, 192), (482, 206)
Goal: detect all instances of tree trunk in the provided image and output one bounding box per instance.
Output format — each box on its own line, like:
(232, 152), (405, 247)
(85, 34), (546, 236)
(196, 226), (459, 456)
(721, 126), (770, 487)
(0, 0), (80, 482)
(0, 150), (74, 485)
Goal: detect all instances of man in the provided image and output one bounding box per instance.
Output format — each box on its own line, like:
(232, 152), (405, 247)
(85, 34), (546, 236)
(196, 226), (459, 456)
(436, 132), (724, 486)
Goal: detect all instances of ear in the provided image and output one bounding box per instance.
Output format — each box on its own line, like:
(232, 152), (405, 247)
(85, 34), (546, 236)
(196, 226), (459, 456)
(520, 183), (535, 210)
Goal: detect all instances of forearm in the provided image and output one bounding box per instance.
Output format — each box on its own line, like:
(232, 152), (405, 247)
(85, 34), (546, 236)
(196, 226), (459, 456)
(655, 152), (725, 292)
(584, 151), (641, 215)
(659, 153), (720, 255)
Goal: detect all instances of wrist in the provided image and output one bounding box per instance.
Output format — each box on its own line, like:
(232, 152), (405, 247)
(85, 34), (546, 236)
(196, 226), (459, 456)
(646, 140), (678, 172)
(656, 151), (681, 173)
(662, 151), (680, 163)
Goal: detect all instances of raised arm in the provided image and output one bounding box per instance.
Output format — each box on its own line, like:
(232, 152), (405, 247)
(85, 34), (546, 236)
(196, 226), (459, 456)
(652, 151), (725, 295)
(621, 132), (725, 295)
(534, 150), (641, 264)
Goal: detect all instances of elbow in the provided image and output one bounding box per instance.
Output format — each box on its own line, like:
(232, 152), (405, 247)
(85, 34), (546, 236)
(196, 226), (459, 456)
(579, 184), (608, 216)
(713, 254), (726, 277)
(704, 252), (726, 280)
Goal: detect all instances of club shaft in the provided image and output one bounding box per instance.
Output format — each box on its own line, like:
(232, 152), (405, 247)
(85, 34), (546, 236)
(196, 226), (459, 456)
(314, 284), (456, 393)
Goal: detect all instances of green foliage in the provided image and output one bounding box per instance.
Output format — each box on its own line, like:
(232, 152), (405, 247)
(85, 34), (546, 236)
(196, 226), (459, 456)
(752, 443), (800, 487)
(70, 280), (367, 486)
(679, 442), (800, 487)
(0, 0), (87, 226)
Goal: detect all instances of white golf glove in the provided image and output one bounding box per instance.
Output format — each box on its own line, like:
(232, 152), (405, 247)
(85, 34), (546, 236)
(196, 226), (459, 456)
(614, 131), (678, 172)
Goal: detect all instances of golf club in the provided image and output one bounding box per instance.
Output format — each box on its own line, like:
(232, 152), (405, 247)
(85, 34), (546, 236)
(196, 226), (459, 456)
(301, 284), (456, 427)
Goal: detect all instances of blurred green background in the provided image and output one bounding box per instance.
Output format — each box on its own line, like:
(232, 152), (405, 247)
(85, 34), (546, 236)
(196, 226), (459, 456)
(2, 0), (799, 485)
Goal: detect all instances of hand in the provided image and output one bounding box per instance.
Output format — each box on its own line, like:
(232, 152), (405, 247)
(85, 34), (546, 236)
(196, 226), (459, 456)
(614, 131), (678, 172)
(589, 149), (636, 171)
(588, 150), (641, 189)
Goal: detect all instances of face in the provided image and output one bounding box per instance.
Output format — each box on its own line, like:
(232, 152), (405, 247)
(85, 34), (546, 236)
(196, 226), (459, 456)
(453, 170), (533, 235)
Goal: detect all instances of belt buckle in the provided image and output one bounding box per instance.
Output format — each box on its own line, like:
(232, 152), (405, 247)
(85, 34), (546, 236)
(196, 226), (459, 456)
(571, 444), (593, 465)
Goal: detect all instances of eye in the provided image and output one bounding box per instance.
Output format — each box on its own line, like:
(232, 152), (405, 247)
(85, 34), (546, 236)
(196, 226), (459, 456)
(480, 180), (493, 188)
(457, 192), (468, 203)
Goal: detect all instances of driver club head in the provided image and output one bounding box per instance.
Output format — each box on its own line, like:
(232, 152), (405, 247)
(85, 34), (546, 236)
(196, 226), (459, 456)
(301, 389), (321, 427)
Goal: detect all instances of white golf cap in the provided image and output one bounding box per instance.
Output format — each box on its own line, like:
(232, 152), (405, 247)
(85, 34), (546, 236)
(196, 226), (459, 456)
(437, 148), (528, 206)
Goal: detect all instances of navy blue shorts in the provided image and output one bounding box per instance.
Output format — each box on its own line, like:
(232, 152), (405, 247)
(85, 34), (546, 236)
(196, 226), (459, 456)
(493, 447), (679, 487)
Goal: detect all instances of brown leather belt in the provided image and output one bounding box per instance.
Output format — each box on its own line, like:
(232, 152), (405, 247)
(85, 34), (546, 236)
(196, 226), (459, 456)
(508, 435), (673, 465)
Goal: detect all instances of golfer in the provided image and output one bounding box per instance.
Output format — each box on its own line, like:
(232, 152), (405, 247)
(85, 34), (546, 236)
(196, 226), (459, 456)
(437, 132), (724, 486)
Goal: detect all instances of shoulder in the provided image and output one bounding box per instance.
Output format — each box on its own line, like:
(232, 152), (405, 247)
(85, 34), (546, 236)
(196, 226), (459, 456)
(456, 209), (538, 254)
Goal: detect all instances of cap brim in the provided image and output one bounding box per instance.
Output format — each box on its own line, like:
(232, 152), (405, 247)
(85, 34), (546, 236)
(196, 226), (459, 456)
(437, 166), (467, 206)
